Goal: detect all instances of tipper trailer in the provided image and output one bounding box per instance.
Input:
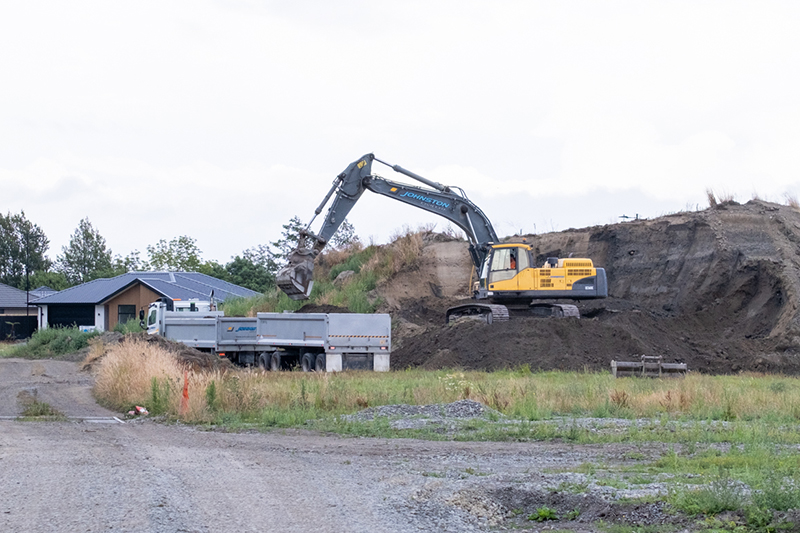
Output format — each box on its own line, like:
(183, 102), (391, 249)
(145, 300), (391, 372)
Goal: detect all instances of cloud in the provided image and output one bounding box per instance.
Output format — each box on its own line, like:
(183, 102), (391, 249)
(1, 1), (799, 262)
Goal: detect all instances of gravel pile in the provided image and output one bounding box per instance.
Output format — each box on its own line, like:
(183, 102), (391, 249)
(344, 399), (499, 422)
(342, 399), (504, 431)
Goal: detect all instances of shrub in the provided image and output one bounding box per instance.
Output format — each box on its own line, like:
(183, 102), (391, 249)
(669, 470), (745, 515)
(753, 472), (800, 512)
(9, 326), (99, 359)
(114, 319), (145, 335)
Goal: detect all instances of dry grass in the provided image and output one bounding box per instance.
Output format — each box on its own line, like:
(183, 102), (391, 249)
(384, 227), (424, 274)
(785, 193), (799, 209)
(93, 338), (187, 413)
(706, 188), (718, 208)
(706, 188), (735, 208)
(92, 340), (800, 426)
(81, 337), (111, 371)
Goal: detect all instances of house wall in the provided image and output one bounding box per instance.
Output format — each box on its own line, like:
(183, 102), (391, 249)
(0, 307), (36, 316)
(104, 284), (162, 330)
(38, 305), (48, 330)
(95, 305), (107, 332)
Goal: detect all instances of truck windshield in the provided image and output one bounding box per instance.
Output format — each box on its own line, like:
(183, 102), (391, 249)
(147, 307), (158, 326)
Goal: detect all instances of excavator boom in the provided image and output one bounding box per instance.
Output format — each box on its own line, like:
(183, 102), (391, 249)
(277, 154), (499, 299)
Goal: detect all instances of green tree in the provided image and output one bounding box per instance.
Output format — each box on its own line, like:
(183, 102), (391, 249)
(225, 255), (275, 293)
(146, 236), (203, 271)
(197, 260), (229, 280)
(111, 250), (149, 274)
(271, 216), (305, 260)
(243, 244), (279, 274)
(330, 219), (360, 249)
(57, 218), (114, 284)
(28, 271), (71, 291)
(0, 211), (51, 289)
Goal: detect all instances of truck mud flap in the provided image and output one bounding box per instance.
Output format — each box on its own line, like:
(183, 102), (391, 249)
(341, 353), (373, 371)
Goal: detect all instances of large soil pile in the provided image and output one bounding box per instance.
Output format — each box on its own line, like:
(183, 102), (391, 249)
(386, 200), (800, 374)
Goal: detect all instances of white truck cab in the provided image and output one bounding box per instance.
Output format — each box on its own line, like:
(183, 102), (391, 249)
(146, 298), (214, 336)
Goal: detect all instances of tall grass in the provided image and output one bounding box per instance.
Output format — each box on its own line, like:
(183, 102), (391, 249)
(93, 340), (800, 428)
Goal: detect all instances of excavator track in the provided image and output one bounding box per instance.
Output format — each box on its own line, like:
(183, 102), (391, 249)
(445, 304), (510, 325)
(529, 303), (580, 318)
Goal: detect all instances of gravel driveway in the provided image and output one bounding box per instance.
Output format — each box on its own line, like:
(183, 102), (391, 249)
(0, 358), (685, 532)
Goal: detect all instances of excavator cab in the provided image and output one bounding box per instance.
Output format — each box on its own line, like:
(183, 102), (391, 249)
(475, 244), (608, 302)
(481, 245), (530, 290)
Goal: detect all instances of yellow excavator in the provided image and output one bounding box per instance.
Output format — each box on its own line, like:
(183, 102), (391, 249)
(277, 154), (607, 323)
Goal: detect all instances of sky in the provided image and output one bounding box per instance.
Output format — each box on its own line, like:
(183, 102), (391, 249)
(2, 1), (799, 264)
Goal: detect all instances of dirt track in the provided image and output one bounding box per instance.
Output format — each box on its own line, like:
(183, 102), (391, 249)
(0, 358), (683, 532)
(387, 200), (800, 374)
(0, 358), (118, 418)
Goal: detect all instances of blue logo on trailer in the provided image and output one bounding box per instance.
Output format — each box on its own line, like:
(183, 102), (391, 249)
(236, 327), (256, 332)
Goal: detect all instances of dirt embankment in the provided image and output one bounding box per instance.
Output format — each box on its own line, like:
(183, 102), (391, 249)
(385, 200), (800, 374)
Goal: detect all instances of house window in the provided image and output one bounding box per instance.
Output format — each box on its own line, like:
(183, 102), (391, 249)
(118, 305), (136, 324)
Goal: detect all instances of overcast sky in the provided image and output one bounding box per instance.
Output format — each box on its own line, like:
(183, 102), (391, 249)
(2, 1), (799, 264)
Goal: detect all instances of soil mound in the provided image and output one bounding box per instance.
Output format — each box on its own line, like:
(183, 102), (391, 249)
(389, 201), (800, 374)
(81, 332), (233, 372)
(126, 332), (234, 371)
(297, 304), (351, 314)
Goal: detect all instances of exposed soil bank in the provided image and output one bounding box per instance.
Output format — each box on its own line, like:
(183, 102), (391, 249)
(389, 201), (800, 374)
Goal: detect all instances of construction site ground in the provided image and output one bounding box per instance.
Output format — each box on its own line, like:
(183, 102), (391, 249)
(0, 358), (708, 532)
(388, 200), (800, 375)
(4, 200), (800, 531)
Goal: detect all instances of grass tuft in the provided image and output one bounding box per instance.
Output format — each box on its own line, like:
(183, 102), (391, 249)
(19, 400), (65, 419)
(668, 470), (745, 516)
(706, 188), (718, 208)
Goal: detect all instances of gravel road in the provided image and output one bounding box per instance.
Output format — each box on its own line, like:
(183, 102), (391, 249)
(0, 358), (685, 532)
(0, 358), (118, 418)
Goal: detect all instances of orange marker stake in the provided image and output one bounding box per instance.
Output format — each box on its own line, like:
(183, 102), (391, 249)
(180, 370), (189, 416)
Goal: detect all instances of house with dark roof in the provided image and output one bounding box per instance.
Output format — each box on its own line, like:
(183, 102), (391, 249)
(0, 282), (39, 339)
(30, 286), (58, 300)
(33, 272), (259, 331)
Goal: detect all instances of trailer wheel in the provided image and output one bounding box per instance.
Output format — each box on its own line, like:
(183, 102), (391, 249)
(258, 353), (270, 370)
(270, 353), (282, 372)
(301, 353), (315, 372)
(314, 354), (326, 372)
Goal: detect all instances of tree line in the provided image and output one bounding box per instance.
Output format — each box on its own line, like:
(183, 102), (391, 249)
(0, 212), (358, 294)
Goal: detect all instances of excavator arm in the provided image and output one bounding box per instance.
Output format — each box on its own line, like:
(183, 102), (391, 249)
(277, 154), (499, 300)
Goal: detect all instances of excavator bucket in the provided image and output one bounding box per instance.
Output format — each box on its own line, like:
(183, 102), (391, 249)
(276, 248), (316, 300)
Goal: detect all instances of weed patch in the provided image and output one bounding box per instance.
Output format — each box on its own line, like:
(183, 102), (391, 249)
(19, 400), (65, 419)
(7, 326), (99, 359)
